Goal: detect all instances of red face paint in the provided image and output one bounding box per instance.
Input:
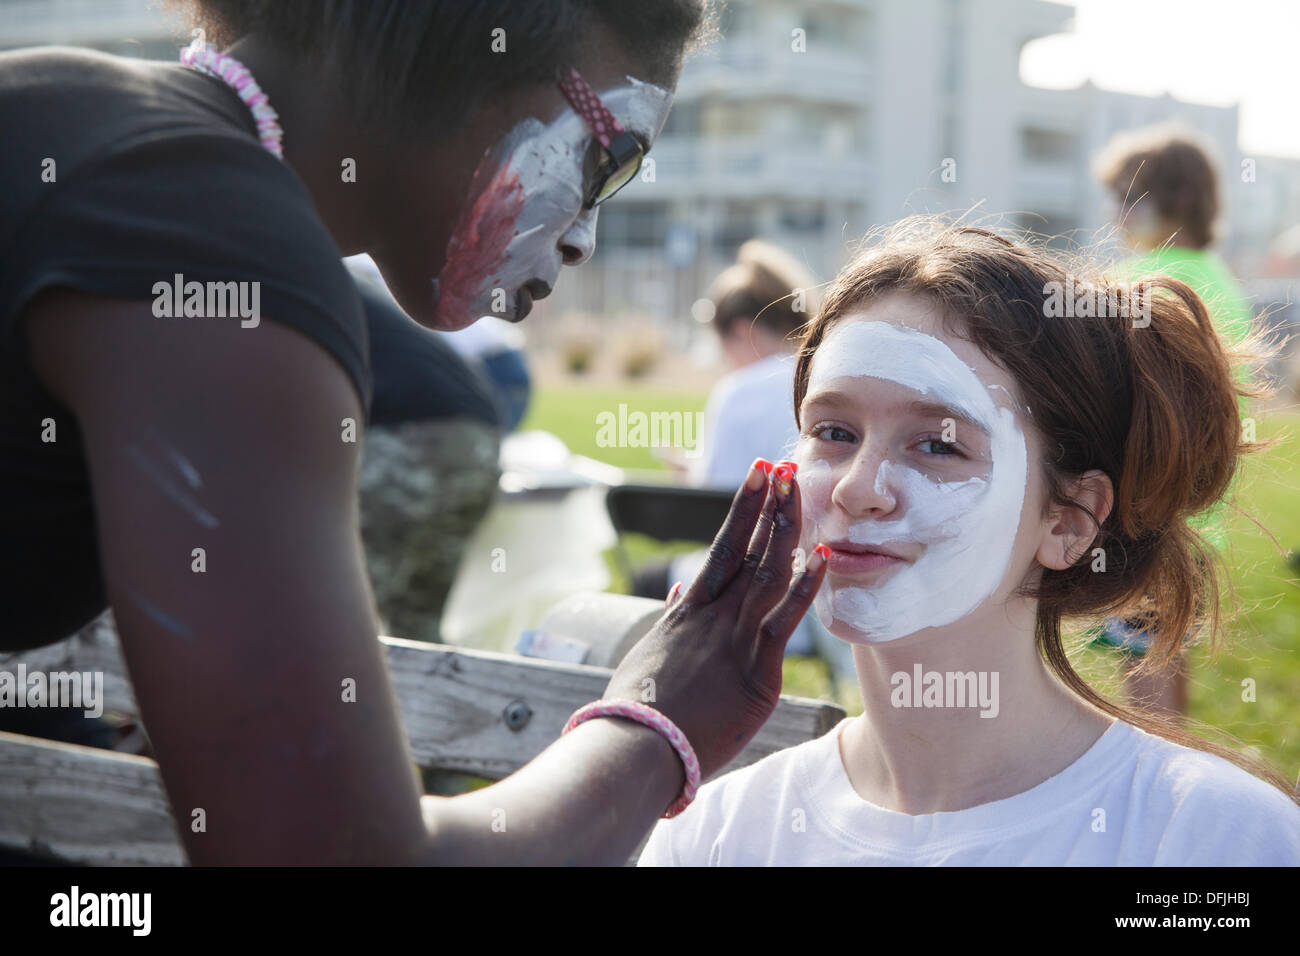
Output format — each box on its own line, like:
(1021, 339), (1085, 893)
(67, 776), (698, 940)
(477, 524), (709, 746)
(435, 156), (526, 329)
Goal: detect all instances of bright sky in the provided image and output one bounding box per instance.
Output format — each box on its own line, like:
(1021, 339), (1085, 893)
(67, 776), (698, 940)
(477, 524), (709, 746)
(1020, 0), (1300, 158)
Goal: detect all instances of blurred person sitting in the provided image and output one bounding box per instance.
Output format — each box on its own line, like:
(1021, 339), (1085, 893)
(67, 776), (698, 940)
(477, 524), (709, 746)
(1091, 124), (1254, 721)
(677, 239), (818, 487)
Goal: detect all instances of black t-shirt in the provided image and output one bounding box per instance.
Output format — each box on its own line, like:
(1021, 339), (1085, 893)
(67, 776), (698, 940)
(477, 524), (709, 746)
(354, 274), (503, 429)
(0, 47), (373, 651)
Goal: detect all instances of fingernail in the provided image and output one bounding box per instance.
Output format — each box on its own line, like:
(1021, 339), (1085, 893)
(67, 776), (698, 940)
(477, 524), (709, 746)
(666, 580), (683, 607)
(745, 459), (771, 492)
(776, 460), (799, 476)
(772, 464), (794, 499)
(807, 543), (831, 572)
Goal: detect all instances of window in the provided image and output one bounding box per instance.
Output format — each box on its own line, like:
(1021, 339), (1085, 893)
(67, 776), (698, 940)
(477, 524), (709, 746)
(804, 8), (864, 52)
(661, 100), (700, 138)
(714, 202), (758, 255)
(1021, 127), (1075, 163)
(780, 202), (825, 233)
(702, 103), (760, 137)
(1013, 211), (1078, 246)
(595, 202), (667, 253)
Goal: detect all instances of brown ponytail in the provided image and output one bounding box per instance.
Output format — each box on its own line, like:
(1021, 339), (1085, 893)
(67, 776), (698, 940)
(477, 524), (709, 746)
(794, 217), (1296, 803)
(709, 240), (820, 341)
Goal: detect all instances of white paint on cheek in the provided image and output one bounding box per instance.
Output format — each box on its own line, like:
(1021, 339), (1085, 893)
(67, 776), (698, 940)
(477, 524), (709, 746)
(847, 460), (987, 546)
(805, 321), (1028, 643)
(797, 454), (832, 493)
(873, 460), (889, 497)
(791, 451), (833, 624)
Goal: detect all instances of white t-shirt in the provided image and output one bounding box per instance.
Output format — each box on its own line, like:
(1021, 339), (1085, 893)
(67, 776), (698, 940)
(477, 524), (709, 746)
(639, 717), (1300, 866)
(689, 354), (800, 488)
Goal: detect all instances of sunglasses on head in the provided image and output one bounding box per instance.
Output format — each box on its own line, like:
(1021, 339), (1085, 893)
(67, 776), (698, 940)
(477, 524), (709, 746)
(556, 66), (646, 209)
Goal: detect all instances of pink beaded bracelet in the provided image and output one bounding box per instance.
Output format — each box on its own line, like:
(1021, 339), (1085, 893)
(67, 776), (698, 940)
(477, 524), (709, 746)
(562, 700), (701, 818)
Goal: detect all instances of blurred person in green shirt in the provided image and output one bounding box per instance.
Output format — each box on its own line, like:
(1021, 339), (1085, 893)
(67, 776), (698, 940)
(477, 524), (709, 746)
(1092, 124), (1254, 720)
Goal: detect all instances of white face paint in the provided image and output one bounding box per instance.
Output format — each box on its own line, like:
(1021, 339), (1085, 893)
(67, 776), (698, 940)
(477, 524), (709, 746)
(435, 76), (673, 328)
(798, 321), (1029, 643)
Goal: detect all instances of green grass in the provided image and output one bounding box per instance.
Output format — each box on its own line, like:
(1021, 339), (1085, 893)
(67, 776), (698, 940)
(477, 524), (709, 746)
(1187, 408), (1300, 774)
(525, 382), (1300, 782)
(520, 384), (707, 471)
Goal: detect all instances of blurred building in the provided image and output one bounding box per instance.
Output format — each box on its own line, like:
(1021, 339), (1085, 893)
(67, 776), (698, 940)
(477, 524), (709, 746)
(0, 0), (176, 58)
(4, 0), (1296, 325)
(584, 0), (1273, 324)
(1238, 154), (1300, 274)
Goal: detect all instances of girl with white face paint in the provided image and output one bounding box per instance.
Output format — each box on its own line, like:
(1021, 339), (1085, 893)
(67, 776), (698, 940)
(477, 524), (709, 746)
(797, 311), (1029, 645)
(641, 219), (1300, 867)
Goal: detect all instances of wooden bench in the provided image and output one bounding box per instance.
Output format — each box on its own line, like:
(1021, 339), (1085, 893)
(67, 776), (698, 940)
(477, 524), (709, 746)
(0, 621), (845, 865)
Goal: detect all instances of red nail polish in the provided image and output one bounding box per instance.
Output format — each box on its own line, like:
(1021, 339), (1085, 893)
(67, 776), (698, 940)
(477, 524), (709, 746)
(807, 542), (831, 573)
(776, 460), (799, 476)
(773, 464), (793, 498)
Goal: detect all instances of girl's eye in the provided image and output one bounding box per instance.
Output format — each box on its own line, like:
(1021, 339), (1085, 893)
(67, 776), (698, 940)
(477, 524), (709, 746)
(918, 437), (961, 456)
(811, 424), (856, 444)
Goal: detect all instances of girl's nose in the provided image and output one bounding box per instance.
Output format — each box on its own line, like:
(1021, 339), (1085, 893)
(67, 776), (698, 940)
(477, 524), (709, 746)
(831, 446), (898, 519)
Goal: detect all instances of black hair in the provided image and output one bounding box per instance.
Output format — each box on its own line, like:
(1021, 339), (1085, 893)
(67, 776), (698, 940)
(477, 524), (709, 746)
(174, 1), (715, 136)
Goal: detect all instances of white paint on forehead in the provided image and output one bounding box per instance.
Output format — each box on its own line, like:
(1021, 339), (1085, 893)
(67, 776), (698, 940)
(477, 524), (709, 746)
(504, 75), (672, 197)
(607, 75), (675, 140)
(807, 321), (998, 432)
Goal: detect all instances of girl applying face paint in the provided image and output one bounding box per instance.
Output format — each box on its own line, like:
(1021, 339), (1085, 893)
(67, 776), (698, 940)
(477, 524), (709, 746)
(434, 76), (673, 330)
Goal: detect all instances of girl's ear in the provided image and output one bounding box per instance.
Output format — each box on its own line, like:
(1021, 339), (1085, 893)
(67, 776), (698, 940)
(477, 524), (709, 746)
(1036, 470), (1114, 571)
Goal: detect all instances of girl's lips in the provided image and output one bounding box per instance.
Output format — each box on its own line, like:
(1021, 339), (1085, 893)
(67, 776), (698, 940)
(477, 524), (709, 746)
(826, 543), (910, 578)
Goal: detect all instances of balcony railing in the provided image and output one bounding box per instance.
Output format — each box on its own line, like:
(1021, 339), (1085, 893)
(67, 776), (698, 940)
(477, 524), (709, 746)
(634, 138), (872, 199)
(678, 36), (872, 104)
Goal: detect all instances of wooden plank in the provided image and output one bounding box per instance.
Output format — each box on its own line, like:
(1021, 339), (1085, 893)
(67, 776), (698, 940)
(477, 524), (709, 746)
(0, 732), (183, 866)
(7, 634), (844, 780)
(1, 636), (844, 865)
(382, 636), (844, 779)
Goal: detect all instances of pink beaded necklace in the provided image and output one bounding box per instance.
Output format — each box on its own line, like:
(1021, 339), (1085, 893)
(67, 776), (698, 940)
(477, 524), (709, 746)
(180, 41), (284, 159)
